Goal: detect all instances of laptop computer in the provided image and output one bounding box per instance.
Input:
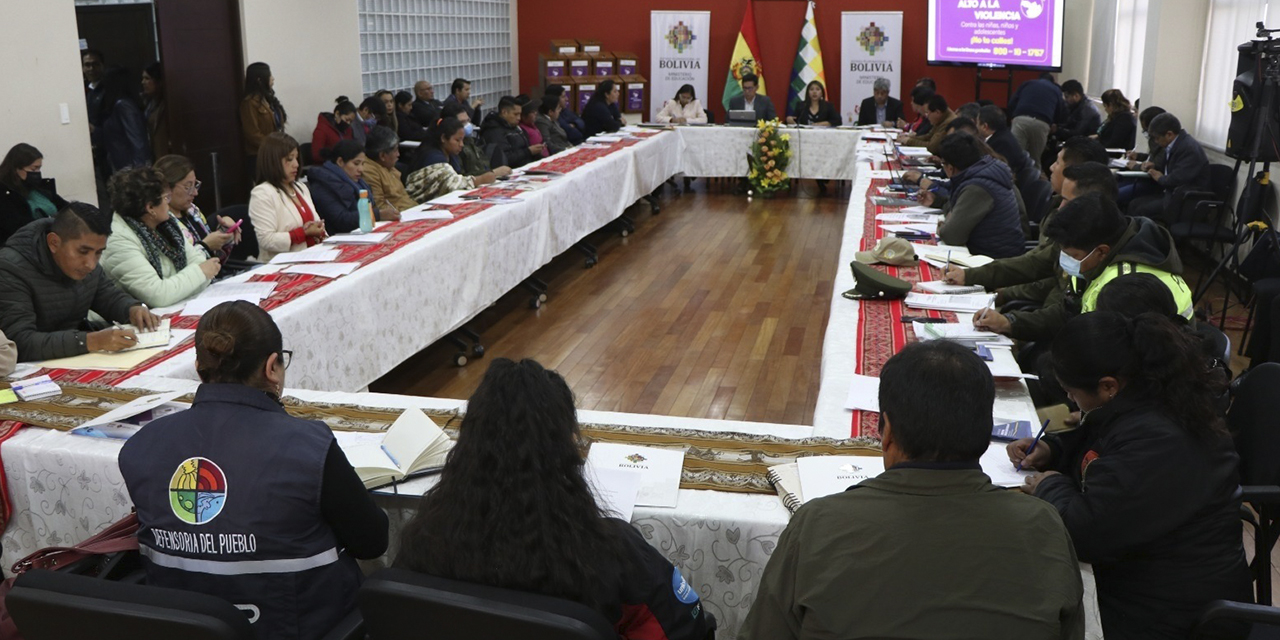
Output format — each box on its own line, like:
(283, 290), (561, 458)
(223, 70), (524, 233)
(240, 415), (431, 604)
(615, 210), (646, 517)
(727, 109), (757, 126)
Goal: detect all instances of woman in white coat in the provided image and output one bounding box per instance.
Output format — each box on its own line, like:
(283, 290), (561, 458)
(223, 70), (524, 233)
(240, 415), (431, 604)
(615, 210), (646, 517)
(249, 132), (325, 262)
(102, 167), (219, 308)
(655, 85), (707, 124)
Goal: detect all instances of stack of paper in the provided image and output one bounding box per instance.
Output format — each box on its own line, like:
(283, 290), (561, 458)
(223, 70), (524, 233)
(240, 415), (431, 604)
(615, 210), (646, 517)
(584, 464), (642, 521)
(912, 321), (1013, 347)
(796, 455), (886, 502)
(118, 318), (171, 351)
(980, 442), (1032, 487)
(917, 249), (994, 269)
(1109, 157), (1130, 169)
(69, 391), (188, 440)
(400, 204), (455, 222)
(324, 232), (390, 245)
(879, 222), (938, 235)
(904, 292), (997, 313)
(843, 374), (880, 411)
(915, 281), (986, 295)
(205, 281), (278, 299)
(11, 375), (61, 401)
(898, 146), (933, 156)
(282, 263), (360, 279)
(182, 295), (260, 317)
(585, 442), (685, 508)
(900, 205), (943, 214)
(268, 247), (342, 264)
(876, 212), (941, 223)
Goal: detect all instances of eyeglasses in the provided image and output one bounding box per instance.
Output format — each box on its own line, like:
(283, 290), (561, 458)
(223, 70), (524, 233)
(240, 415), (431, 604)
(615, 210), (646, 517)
(161, 193), (172, 203)
(184, 180), (202, 194)
(280, 350), (293, 370)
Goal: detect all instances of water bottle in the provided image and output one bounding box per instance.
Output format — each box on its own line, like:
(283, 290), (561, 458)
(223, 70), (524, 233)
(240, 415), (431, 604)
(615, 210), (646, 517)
(357, 189), (373, 234)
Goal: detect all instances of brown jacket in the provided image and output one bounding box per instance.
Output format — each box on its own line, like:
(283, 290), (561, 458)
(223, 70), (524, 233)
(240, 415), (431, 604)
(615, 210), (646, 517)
(900, 110), (957, 155)
(240, 94), (281, 156)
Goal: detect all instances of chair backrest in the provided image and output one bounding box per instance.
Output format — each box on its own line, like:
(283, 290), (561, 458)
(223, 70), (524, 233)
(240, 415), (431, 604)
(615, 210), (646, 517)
(8, 569), (254, 640)
(299, 142), (314, 168)
(704, 109), (715, 124)
(1228, 363), (1280, 486)
(357, 568), (616, 640)
(1022, 179), (1055, 225)
(216, 204), (256, 262)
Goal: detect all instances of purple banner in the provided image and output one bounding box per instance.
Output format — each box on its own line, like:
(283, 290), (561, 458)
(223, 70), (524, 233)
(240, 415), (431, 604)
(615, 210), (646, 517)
(627, 86), (645, 112)
(931, 0), (1060, 68)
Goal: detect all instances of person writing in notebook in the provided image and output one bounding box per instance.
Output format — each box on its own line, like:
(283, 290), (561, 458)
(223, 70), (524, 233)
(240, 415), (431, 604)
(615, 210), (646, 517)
(0, 202), (158, 361)
(1011, 311), (1249, 638)
(120, 301), (387, 640)
(741, 340), (1084, 639)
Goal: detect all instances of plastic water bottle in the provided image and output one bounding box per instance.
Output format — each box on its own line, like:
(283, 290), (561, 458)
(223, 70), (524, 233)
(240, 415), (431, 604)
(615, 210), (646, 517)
(357, 189), (373, 234)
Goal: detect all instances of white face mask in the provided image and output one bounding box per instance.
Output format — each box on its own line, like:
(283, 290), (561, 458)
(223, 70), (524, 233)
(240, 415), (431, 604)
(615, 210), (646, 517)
(1058, 247), (1097, 278)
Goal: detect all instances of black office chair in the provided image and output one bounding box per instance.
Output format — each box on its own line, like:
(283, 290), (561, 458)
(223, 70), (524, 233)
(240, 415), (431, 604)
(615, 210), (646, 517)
(8, 569), (254, 640)
(1227, 363), (1280, 606)
(704, 109), (715, 124)
(1021, 179), (1055, 225)
(1192, 600), (1280, 639)
(299, 143), (314, 168)
(357, 568), (617, 640)
(1170, 164), (1238, 237)
(216, 204), (257, 263)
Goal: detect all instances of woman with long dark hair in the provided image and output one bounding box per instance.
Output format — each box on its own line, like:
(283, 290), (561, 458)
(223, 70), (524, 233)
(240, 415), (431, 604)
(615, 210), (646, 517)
(396, 358), (713, 639)
(120, 301), (387, 640)
(1094, 89), (1137, 150)
(0, 143), (67, 246)
(311, 96), (358, 165)
(786, 80), (840, 127)
(240, 62), (287, 178)
(141, 62), (171, 161)
(1010, 311), (1250, 638)
(582, 79), (625, 137)
(655, 84), (707, 125)
(405, 118), (508, 203)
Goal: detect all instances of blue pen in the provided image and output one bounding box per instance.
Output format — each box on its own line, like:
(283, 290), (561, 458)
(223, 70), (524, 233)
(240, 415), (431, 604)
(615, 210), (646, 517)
(1015, 419), (1051, 472)
(381, 444), (401, 469)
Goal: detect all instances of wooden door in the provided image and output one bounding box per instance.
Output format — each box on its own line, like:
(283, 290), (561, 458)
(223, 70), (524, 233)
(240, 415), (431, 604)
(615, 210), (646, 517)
(154, 0), (248, 209)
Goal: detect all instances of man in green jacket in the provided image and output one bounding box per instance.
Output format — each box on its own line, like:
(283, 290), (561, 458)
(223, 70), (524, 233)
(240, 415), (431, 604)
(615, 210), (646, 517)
(740, 340), (1085, 640)
(0, 204), (158, 361)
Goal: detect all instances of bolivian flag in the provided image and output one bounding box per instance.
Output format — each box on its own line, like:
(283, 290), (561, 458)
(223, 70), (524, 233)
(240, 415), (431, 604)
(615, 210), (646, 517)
(786, 2), (826, 117)
(722, 0), (767, 111)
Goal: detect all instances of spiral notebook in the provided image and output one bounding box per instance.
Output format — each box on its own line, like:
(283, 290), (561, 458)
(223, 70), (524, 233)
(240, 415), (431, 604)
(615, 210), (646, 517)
(766, 463), (804, 514)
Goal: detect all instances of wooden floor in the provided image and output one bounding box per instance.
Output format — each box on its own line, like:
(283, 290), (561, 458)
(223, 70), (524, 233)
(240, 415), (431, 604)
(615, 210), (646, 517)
(371, 184), (848, 425)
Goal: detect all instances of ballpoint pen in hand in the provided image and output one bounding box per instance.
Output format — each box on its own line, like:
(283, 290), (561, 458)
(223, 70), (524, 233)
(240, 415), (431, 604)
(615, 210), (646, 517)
(1016, 419), (1052, 472)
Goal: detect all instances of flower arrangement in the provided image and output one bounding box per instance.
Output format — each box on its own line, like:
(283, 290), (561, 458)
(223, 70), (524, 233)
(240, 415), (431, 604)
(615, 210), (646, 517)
(747, 119), (792, 195)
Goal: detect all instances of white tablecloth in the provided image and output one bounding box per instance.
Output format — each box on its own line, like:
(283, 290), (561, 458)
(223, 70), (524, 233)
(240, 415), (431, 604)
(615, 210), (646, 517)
(673, 126), (863, 180)
(141, 132), (682, 393)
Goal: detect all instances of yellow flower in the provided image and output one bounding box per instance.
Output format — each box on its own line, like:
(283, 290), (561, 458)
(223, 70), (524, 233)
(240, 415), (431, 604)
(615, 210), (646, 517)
(780, 134), (791, 141)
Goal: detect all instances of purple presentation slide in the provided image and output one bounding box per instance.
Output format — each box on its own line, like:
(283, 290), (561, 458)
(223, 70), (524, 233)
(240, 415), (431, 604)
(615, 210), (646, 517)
(928, 0), (1063, 69)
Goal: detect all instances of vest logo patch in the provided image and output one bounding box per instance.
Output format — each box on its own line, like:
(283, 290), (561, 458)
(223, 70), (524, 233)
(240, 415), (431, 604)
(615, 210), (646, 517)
(169, 457), (227, 525)
(672, 567), (699, 604)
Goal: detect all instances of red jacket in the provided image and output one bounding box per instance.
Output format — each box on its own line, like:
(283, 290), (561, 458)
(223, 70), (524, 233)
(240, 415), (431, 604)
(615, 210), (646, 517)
(311, 112), (353, 164)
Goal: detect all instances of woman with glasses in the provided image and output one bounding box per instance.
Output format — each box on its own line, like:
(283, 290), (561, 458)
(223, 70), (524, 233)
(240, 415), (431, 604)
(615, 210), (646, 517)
(154, 154), (239, 262)
(120, 301), (388, 640)
(101, 166), (220, 308)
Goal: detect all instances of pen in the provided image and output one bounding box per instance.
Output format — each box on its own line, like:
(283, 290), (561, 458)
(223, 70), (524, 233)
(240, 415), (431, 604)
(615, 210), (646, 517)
(112, 322), (139, 342)
(1016, 419), (1052, 472)
(946, 251), (952, 272)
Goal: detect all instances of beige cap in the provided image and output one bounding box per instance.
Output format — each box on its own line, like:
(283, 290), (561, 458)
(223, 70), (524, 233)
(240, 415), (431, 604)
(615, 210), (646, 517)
(854, 237), (918, 267)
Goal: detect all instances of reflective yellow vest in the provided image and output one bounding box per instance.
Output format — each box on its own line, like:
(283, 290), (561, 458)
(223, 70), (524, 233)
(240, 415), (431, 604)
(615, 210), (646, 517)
(1072, 262), (1194, 318)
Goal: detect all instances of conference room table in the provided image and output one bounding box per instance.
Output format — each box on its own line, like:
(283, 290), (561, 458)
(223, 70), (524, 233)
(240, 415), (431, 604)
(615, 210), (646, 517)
(0, 127), (1102, 638)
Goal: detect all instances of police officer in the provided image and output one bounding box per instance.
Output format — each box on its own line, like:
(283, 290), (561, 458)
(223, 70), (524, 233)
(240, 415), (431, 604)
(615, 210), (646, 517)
(120, 301), (388, 640)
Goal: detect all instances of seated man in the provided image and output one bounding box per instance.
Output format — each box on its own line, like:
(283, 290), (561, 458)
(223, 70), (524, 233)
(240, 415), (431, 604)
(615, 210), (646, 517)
(409, 80), (442, 127)
(919, 133), (1025, 259)
(1129, 113), (1210, 225)
(1053, 80), (1103, 144)
(977, 104), (1033, 179)
(974, 192), (1192, 341)
(740, 340), (1085, 639)
(856, 77), (903, 126)
(945, 138), (1111, 317)
(898, 94), (956, 155)
(0, 203), (159, 361)
(727, 73), (777, 122)
(442, 77), (483, 124)
(479, 97), (539, 169)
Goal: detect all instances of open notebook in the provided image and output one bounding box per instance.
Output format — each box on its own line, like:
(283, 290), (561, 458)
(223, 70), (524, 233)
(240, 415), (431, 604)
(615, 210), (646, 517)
(338, 408), (454, 489)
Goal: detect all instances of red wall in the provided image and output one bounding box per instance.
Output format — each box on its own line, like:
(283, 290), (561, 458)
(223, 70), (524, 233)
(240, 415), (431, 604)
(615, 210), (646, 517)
(517, 0), (1049, 120)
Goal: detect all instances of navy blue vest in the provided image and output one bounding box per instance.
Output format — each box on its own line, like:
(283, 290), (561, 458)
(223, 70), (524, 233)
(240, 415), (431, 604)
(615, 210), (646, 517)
(119, 384), (361, 640)
(951, 156), (1026, 259)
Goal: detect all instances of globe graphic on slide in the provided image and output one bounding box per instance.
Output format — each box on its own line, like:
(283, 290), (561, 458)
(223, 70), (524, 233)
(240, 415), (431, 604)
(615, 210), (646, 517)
(1021, 0), (1045, 19)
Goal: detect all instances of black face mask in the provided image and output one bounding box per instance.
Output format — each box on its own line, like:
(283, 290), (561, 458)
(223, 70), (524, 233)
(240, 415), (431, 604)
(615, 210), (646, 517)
(22, 172), (41, 188)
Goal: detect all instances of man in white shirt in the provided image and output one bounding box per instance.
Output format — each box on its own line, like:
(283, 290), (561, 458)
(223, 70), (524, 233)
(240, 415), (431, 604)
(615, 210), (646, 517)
(728, 73), (777, 121)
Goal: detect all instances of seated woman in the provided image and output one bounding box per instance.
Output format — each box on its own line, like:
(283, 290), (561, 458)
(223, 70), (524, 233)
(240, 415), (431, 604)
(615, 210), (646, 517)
(119, 301), (388, 640)
(517, 100), (549, 160)
(396, 358), (713, 640)
(394, 91), (428, 142)
(582, 80), (625, 138)
(102, 167), (219, 308)
(405, 118), (510, 203)
(249, 132), (326, 262)
(353, 96), (383, 148)
(0, 143), (67, 247)
(307, 140), (396, 233)
(1094, 89), (1137, 151)
(534, 95), (571, 155)
(786, 80), (841, 127)
(311, 96), (358, 165)
(361, 126), (417, 214)
(655, 84), (707, 124)
(1011, 311), (1251, 639)
(155, 154), (239, 262)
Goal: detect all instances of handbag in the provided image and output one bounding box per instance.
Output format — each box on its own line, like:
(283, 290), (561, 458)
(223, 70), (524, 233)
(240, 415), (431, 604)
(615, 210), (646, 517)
(0, 513), (139, 640)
